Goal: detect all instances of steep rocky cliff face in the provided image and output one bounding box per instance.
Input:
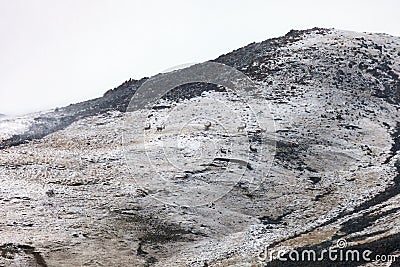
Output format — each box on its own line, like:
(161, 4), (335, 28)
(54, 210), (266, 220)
(0, 28), (399, 266)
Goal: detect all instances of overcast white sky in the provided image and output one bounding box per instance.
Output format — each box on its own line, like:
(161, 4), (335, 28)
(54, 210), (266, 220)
(0, 0), (399, 115)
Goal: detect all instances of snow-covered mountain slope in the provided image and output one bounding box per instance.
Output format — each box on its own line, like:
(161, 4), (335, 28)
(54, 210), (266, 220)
(0, 28), (399, 266)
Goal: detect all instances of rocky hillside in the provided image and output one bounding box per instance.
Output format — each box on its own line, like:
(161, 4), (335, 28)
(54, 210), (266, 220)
(0, 28), (399, 266)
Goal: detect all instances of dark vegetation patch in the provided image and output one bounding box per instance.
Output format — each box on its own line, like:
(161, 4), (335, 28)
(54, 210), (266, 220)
(308, 177), (321, 184)
(339, 207), (400, 235)
(114, 208), (206, 266)
(0, 243), (47, 267)
(114, 209), (196, 245)
(274, 139), (308, 170)
(161, 82), (226, 102)
(258, 210), (293, 225)
(214, 27), (329, 76)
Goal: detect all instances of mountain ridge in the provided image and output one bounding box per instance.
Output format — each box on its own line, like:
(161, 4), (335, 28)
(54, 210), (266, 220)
(1, 27), (400, 149)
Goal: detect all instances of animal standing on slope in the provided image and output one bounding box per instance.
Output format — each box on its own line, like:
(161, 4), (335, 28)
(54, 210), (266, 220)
(237, 123), (247, 132)
(156, 124), (165, 132)
(250, 144), (258, 152)
(204, 121), (212, 131)
(220, 147), (232, 154)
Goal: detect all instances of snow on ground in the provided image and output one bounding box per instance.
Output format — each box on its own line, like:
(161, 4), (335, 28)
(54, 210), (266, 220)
(0, 111), (51, 141)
